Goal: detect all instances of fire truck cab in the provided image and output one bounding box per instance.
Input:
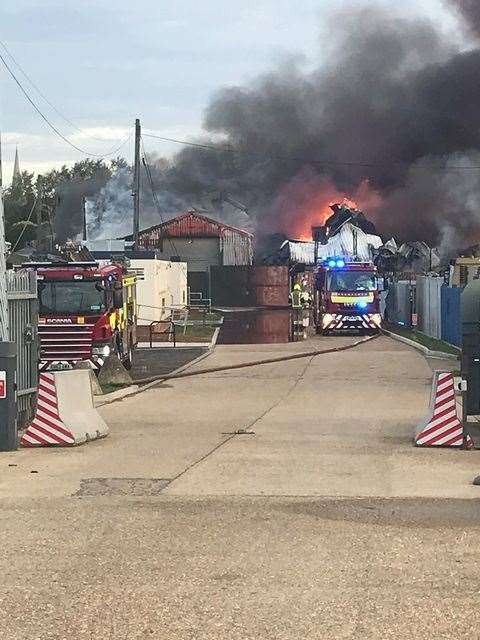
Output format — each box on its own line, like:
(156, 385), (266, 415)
(33, 261), (137, 371)
(314, 258), (382, 334)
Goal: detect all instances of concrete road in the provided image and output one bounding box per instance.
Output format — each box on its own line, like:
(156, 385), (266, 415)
(2, 335), (480, 639)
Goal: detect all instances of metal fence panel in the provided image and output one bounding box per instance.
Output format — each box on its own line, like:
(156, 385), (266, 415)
(441, 285), (461, 347)
(385, 281), (413, 328)
(6, 270), (38, 426)
(417, 276), (442, 340)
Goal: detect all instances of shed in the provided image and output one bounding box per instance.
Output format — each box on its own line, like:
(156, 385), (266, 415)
(123, 210), (253, 297)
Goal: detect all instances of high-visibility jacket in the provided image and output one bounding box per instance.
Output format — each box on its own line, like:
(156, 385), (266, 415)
(290, 289), (302, 308)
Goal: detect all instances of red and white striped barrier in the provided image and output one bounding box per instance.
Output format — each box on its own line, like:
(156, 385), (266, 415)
(415, 371), (473, 448)
(21, 370), (109, 447)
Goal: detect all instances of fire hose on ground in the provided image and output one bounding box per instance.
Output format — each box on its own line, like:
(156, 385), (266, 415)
(130, 332), (383, 386)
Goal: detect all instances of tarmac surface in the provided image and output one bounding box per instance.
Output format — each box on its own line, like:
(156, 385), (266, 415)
(130, 346), (208, 380)
(2, 335), (480, 639)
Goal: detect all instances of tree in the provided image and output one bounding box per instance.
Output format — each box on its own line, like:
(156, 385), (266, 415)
(3, 157), (130, 250)
(3, 171), (36, 248)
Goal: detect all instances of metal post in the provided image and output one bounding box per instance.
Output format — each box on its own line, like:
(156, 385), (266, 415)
(133, 118), (141, 248)
(0, 132), (3, 188)
(82, 196), (87, 242)
(0, 187), (9, 341)
(0, 341), (17, 451)
(35, 176), (43, 250)
(461, 379), (469, 449)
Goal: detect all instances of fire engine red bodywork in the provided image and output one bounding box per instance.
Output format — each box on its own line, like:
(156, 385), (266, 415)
(314, 262), (382, 333)
(35, 263), (134, 368)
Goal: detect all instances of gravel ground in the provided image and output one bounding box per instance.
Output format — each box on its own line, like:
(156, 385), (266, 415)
(2, 496), (480, 640)
(3, 336), (480, 639)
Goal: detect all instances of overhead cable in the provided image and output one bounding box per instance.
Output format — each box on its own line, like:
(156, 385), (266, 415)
(143, 132), (480, 172)
(0, 51), (131, 158)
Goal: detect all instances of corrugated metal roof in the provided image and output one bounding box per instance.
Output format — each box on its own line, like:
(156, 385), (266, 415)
(280, 240), (315, 265)
(130, 210), (253, 240)
(283, 223), (383, 264)
(316, 223), (382, 261)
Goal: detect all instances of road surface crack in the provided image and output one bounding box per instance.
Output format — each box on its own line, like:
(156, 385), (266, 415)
(166, 354), (316, 488)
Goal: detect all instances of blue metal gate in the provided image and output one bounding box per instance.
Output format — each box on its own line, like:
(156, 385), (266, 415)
(441, 285), (461, 347)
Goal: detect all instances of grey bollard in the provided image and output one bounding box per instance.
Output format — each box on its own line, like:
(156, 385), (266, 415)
(0, 342), (18, 451)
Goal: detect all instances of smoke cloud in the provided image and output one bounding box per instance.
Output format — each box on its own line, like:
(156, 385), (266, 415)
(79, 1), (480, 256)
(450, 0), (480, 35)
(84, 159), (254, 241)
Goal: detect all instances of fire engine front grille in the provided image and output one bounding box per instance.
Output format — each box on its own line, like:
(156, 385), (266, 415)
(38, 323), (95, 361)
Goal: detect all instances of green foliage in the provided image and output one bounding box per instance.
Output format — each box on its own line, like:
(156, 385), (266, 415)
(4, 171), (36, 247)
(3, 157), (129, 250)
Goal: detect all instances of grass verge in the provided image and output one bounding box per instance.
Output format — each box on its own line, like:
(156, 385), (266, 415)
(99, 382), (130, 395)
(387, 324), (460, 356)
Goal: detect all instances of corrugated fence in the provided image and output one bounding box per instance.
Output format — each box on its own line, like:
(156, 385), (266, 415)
(441, 285), (461, 347)
(6, 270), (38, 426)
(387, 277), (462, 347)
(416, 276), (443, 340)
(385, 281), (412, 328)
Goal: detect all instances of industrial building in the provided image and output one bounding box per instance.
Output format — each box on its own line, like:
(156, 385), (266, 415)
(123, 210), (254, 297)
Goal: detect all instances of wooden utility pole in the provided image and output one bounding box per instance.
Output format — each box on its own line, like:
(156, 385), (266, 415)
(133, 118), (141, 247)
(82, 196), (87, 242)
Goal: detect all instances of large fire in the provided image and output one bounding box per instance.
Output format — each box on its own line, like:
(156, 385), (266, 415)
(269, 172), (383, 240)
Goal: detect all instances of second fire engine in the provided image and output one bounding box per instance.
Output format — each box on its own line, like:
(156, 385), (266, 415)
(314, 258), (382, 334)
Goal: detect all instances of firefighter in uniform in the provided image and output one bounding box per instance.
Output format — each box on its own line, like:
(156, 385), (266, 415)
(290, 283), (304, 340)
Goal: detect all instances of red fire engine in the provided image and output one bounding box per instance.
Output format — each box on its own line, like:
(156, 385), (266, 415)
(28, 261), (137, 371)
(314, 258), (382, 334)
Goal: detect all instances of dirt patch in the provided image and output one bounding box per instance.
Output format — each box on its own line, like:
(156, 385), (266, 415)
(74, 478), (171, 497)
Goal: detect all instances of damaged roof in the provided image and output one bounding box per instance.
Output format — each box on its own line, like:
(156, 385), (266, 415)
(282, 222), (383, 265)
(123, 209), (253, 240)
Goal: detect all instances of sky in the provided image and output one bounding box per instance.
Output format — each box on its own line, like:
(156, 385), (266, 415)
(0, 0), (459, 183)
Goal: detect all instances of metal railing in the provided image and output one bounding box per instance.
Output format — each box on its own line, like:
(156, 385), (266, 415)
(149, 321), (176, 348)
(188, 290), (212, 312)
(6, 270), (38, 427)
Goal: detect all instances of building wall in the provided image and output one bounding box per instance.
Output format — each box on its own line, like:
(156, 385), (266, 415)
(129, 258), (188, 325)
(451, 258), (480, 287)
(153, 238), (221, 273)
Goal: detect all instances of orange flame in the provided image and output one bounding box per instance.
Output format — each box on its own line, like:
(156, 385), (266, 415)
(269, 173), (382, 240)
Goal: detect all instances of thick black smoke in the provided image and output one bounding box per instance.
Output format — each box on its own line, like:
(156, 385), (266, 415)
(146, 1), (480, 254)
(450, 0), (480, 35)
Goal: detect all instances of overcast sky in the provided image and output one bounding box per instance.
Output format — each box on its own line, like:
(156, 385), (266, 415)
(0, 0), (459, 182)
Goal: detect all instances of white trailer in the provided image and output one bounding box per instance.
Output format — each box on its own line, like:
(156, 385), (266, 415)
(129, 258), (188, 325)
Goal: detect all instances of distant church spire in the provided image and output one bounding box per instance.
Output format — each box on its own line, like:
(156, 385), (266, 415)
(12, 146), (20, 181)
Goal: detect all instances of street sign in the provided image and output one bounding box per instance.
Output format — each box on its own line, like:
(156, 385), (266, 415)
(0, 371), (5, 399)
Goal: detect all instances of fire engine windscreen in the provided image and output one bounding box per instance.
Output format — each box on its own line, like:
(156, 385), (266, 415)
(327, 272), (377, 292)
(38, 282), (106, 315)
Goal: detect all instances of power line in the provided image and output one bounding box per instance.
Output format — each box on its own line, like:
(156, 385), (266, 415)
(0, 51), (131, 158)
(143, 132), (480, 172)
(11, 195), (37, 251)
(140, 138), (188, 276)
(0, 40), (112, 143)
